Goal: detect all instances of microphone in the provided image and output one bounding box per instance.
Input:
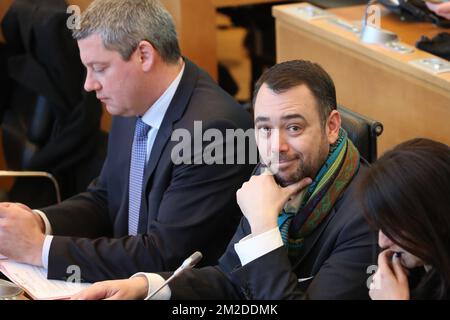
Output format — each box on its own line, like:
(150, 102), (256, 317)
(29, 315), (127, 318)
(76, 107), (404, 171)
(145, 251), (203, 300)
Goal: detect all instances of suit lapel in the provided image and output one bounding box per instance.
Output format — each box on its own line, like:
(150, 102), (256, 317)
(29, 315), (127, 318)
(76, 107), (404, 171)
(142, 58), (198, 186)
(137, 59), (199, 232)
(291, 207), (337, 271)
(118, 116), (138, 236)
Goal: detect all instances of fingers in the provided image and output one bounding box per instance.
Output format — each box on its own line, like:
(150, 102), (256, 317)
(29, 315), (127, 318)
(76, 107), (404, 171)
(0, 204), (11, 217)
(391, 253), (408, 283)
(0, 202), (31, 217)
(426, 2), (439, 12)
(260, 167), (273, 176)
(72, 284), (108, 300)
(104, 295), (123, 301)
(426, 2), (450, 18)
(377, 249), (395, 277)
(282, 177), (312, 198)
(0, 202), (12, 208)
(14, 203), (32, 211)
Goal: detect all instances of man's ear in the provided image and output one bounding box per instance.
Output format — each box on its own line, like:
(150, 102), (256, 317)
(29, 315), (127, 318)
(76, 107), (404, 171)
(136, 40), (156, 72)
(326, 110), (341, 145)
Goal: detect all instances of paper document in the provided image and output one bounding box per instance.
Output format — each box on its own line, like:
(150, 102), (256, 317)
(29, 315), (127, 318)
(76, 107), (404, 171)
(0, 260), (91, 300)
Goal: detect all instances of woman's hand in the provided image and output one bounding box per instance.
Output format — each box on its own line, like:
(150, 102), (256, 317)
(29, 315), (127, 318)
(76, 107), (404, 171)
(369, 250), (410, 300)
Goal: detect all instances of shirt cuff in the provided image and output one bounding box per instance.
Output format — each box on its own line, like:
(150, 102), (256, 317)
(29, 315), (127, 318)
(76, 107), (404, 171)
(33, 210), (52, 235)
(41, 235), (53, 270)
(234, 227), (283, 266)
(131, 273), (171, 300)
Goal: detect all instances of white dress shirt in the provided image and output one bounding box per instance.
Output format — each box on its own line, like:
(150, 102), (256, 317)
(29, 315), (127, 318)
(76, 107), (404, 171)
(36, 63), (185, 270)
(136, 227), (283, 300)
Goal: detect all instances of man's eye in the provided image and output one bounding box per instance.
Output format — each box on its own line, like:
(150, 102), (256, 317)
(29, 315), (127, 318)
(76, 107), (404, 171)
(259, 127), (271, 134)
(93, 65), (106, 73)
(288, 125), (301, 132)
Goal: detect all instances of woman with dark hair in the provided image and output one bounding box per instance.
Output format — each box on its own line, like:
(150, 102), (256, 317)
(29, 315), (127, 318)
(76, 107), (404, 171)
(360, 138), (450, 300)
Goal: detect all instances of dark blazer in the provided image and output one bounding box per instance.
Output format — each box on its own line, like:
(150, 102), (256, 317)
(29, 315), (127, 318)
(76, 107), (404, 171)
(159, 163), (378, 300)
(42, 59), (255, 282)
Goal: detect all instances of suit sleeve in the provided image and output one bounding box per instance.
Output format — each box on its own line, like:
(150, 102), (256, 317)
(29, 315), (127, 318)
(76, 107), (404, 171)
(157, 218), (252, 300)
(229, 212), (376, 299)
(41, 163), (112, 238)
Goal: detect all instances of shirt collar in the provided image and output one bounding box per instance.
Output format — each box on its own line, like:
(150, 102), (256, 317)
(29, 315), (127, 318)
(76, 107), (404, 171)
(141, 62), (185, 130)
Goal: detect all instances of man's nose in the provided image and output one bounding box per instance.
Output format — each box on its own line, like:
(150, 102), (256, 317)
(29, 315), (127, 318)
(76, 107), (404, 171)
(270, 129), (288, 154)
(84, 71), (101, 92)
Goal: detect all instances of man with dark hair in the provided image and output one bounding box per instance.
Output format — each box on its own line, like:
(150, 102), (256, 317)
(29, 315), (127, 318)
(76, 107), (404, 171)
(0, 0), (254, 282)
(74, 60), (377, 300)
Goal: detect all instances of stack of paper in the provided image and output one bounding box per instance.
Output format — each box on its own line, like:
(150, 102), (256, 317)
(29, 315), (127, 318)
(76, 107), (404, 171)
(0, 260), (91, 300)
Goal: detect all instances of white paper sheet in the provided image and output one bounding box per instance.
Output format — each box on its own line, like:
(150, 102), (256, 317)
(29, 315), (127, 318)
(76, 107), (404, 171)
(0, 260), (91, 300)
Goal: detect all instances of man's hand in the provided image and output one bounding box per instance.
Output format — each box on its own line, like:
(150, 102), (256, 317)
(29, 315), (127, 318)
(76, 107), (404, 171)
(236, 174), (312, 236)
(72, 277), (149, 300)
(369, 250), (410, 300)
(426, 1), (450, 20)
(0, 203), (46, 266)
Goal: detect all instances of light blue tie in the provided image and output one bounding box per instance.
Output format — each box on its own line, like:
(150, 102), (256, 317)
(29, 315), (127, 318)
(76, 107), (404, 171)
(128, 118), (151, 235)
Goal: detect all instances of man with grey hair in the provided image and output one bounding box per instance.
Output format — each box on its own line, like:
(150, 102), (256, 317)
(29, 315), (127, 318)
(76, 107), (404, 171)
(0, 0), (254, 282)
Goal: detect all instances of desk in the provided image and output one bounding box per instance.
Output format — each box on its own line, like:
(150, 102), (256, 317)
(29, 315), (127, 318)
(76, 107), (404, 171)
(274, 3), (450, 154)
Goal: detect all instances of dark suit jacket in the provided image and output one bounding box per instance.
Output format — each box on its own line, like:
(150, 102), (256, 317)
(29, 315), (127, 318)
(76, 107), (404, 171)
(42, 59), (255, 282)
(159, 163), (378, 299)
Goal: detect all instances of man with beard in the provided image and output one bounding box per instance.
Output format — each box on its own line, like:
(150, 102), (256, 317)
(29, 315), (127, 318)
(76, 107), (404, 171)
(73, 60), (377, 300)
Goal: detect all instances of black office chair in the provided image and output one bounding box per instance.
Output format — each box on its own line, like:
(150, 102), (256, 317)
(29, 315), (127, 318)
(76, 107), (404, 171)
(1, 94), (62, 203)
(338, 105), (383, 163)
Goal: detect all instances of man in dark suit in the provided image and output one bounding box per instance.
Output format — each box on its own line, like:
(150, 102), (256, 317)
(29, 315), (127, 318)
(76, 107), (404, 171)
(0, 0), (254, 282)
(74, 60), (378, 300)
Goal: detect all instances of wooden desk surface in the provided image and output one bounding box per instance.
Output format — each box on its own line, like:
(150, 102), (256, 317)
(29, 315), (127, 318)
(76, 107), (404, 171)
(274, 3), (450, 93)
(274, 3), (450, 153)
(328, 5), (444, 47)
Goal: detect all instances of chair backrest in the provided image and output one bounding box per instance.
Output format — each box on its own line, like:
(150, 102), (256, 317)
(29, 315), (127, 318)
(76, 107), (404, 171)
(2, 94), (54, 170)
(338, 105), (383, 163)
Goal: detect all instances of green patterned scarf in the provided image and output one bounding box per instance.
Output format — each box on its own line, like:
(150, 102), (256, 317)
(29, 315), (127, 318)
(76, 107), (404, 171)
(278, 128), (360, 258)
